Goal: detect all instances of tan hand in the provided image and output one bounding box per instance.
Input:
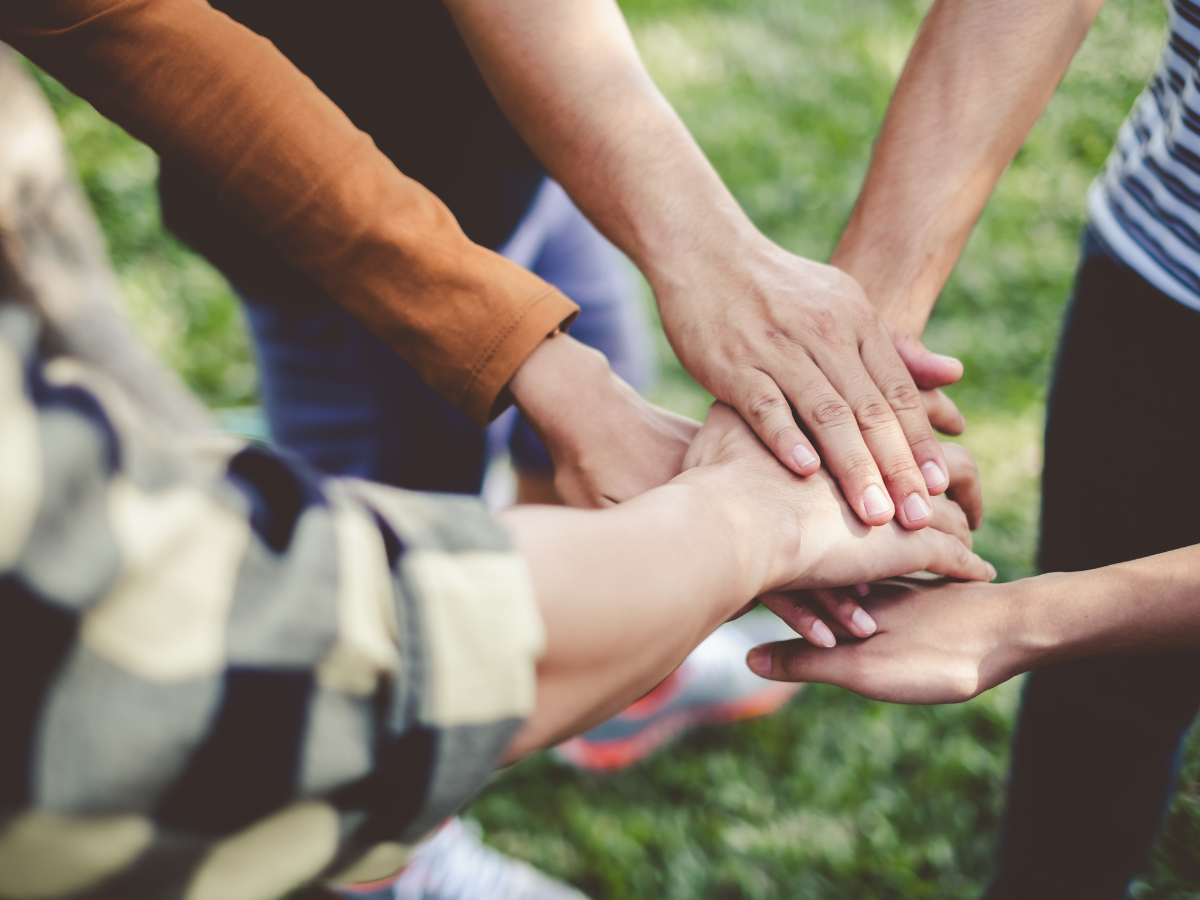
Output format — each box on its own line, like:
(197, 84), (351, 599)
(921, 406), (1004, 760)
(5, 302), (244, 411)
(509, 334), (699, 507)
(747, 577), (1025, 704)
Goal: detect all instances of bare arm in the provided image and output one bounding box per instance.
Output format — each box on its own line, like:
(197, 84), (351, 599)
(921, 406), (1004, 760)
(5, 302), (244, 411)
(832, 0), (1104, 338)
(446, 0), (959, 532)
(748, 546), (1200, 705)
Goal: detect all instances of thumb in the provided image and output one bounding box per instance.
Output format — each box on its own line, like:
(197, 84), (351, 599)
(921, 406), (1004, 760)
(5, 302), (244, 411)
(891, 331), (962, 390)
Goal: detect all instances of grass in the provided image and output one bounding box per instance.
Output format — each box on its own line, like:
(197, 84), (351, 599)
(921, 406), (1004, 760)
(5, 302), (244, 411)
(28, 0), (1200, 895)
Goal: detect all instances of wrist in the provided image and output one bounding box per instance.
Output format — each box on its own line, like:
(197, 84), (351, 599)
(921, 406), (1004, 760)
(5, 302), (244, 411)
(669, 461), (798, 598)
(507, 332), (614, 437)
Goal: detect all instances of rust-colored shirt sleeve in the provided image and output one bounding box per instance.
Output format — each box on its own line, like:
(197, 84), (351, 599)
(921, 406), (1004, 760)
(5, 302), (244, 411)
(1, 0), (579, 424)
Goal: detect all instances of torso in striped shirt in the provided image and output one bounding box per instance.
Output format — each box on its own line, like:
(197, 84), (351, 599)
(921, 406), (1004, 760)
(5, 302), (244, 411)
(1089, 0), (1200, 310)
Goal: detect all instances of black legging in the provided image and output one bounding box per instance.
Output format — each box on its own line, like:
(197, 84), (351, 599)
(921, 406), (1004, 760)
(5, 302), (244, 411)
(985, 228), (1200, 899)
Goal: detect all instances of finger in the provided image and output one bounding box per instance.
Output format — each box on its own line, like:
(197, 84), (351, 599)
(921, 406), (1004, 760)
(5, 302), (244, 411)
(809, 587), (877, 638)
(914, 528), (996, 582)
(891, 331), (963, 389)
(942, 442), (983, 530)
(930, 495), (972, 548)
(782, 356), (895, 527)
(861, 325), (953, 502)
(747, 638), (856, 684)
(731, 369), (821, 476)
(809, 342), (934, 529)
(759, 592), (841, 647)
(922, 388), (966, 435)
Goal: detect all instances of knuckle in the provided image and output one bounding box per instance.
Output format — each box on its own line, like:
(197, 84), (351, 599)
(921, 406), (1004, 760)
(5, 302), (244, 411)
(809, 394), (856, 429)
(742, 387), (788, 425)
(854, 398), (897, 430)
(881, 379), (923, 415)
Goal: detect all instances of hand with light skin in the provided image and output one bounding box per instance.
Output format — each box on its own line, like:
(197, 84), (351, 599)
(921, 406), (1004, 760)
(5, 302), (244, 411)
(745, 544), (1200, 705)
(503, 399), (994, 756)
(444, 0), (965, 530)
(753, 438), (984, 648)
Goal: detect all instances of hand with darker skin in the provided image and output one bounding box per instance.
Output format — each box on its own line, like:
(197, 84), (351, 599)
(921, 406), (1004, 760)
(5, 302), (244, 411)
(745, 545), (1200, 705)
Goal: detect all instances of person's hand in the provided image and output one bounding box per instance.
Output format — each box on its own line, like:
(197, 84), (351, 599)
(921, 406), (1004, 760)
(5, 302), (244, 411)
(745, 577), (1029, 704)
(757, 438), (982, 647)
(507, 333), (699, 507)
(657, 240), (961, 531)
(680, 402), (995, 600)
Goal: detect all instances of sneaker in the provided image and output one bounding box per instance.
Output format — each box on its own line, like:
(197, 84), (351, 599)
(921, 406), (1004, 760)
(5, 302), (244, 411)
(554, 613), (803, 772)
(343, 817), (590, 900)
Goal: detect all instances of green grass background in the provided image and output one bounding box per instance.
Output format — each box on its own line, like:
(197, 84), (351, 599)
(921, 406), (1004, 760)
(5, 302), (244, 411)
(27, 0), (1200, 895)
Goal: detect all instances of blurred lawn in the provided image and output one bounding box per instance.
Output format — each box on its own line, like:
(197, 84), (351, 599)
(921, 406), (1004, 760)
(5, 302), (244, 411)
(28, 0), (1200, 896)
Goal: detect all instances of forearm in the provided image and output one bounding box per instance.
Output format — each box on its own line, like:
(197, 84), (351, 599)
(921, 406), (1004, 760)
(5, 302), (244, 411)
(500, 471), (767, 756)
(832, 0), (1102, 336)
(1016, 545), (1200, 670)
(444, 0), (761, 295)
(4, 0), (576, 424)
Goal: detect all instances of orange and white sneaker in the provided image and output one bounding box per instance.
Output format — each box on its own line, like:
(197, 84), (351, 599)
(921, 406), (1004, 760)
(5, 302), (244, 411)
(554, 614), (803, 772)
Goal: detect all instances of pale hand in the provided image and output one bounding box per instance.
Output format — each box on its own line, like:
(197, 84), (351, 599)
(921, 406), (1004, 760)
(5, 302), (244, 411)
(681, 402), (995, 599)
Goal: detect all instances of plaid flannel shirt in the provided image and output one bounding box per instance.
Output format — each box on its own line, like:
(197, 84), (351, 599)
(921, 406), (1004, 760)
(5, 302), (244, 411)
(0, 302), (544, 900)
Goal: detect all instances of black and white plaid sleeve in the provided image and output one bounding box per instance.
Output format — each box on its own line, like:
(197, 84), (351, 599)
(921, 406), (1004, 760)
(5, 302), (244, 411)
(0, 303), (545, 900)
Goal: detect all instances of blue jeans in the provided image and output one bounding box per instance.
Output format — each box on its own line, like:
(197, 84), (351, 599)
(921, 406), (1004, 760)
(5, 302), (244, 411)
(240, 179), (653, 493)
(984, 228), (1200, 898)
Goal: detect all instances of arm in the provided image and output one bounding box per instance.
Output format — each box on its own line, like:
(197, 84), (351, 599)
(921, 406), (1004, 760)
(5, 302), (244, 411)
(444, 0), (957, 531)
(1, 0), (577, 426)
(747, 547), (1200, 705)
(832, 0), (1104, 338)
(0, 279), (989, 894)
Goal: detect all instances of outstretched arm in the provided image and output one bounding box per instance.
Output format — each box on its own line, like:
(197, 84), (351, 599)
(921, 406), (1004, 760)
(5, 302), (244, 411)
(747, 546), (1200, 705)
(446, 0), (959, 532)
(832, 0), (1104, 339)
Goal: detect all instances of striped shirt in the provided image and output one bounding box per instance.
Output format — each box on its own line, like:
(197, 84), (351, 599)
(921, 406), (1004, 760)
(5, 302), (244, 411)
(1089, 0), (1200, 310)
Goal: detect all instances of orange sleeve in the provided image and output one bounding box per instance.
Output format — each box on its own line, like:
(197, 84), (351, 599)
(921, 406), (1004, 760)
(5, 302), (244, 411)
(1, 0), (579, 424)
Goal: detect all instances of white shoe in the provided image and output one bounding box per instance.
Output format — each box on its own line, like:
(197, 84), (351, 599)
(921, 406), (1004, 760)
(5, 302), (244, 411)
(391, 818), (590, 900)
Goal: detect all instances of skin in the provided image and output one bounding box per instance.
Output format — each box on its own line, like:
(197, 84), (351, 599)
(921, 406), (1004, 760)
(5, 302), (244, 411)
(506, 333), (698, 507)
(500, 402), (995, 759)
(770, 0), (1106, 633)
(831, 0), (1106, 336)
(446, 0), (965, 530)
(747, 547), (1200, 705)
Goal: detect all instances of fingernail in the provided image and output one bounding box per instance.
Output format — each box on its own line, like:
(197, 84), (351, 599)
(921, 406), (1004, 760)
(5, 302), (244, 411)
(903, 493), (932, 521)
(987, 563), (997, 581)
(852, 583), (870, 597)
(851, 608), (877, 635)
(863, 483), (891, 518)
(811, 620), (836, 648)
(792, 444), (818, 470)
(747, 646), (771, 676)
(921, 461), (948, 489)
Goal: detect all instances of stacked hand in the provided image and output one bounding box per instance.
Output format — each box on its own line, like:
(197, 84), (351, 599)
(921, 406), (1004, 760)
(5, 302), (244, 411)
(679, 402), (994, 600)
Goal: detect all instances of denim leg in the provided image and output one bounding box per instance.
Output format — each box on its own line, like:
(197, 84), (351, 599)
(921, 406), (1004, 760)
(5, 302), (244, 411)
(242, 291), (486, 493)
(498, 180), (655, 475)
(985, 231), (1200, 899)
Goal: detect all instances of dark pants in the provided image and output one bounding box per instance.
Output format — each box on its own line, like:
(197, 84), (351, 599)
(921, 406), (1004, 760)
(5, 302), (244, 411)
(985, 229), (1200, 899)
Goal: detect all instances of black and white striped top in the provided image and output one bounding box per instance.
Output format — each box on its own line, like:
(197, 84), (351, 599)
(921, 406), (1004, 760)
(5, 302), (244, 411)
(1090, 0), (1200, 309)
